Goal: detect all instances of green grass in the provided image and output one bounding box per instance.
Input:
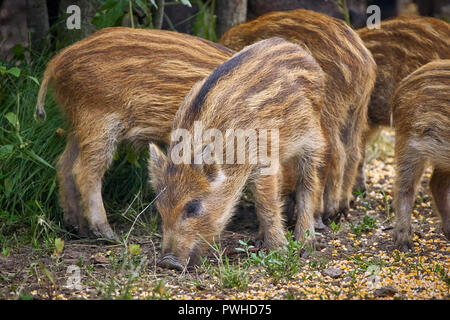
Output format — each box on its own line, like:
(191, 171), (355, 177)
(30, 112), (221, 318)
(0, 50), (157, 250)
(1, 52), (64, 248)
(199, 232), (310, 290)
(200, 240), (249, 290)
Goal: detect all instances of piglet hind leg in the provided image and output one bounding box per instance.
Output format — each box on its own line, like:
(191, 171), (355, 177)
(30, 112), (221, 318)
(72, 157), (118, 241)
(429, 167), (450, 240)
(294, 153), (322, 253)
(393, 144), (426, 251)
(71, 119), (122, 241)
(352, 126), (381, 198)
(57, 133), (87, 236)
(321, 135), (345, 223)
(250, 173), (287, 250)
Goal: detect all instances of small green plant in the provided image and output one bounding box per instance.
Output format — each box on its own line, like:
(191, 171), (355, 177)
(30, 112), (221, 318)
(128, 243), (142, 256)
(238, 233), (305, 282)
(432, 264), (450, 286)
(201, 240), (248, 290)
(330, 221), (342, 241)
(149, 279), (171, 300)
(353, 188), (372, 211)
(1, 247), (11, 257)
(349, 215), (377, 236)
(353, 188), (366, 200)
(349, 255), (384, 273)
(51, 237), (65, 263)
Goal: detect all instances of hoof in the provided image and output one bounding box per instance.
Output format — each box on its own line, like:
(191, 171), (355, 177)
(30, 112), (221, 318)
(323, 212), (342, 225)
(395, 241), (413, 252)
(263, 237), (286, 250)
(90, 223), (119, 242)
(321, 210), (334, 224)
(443, 222), (450, 241)
(254, 239), (265, 249)
(62, 213), (79, 231)
(393, 229), (413, 252)
(63, 213), (90, 238)
(315, 216), (326, 231)
(158, 254), (184, 271)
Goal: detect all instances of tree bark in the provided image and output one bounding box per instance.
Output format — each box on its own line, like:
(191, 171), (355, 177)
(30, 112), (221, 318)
(151, 0), (165, 29)
(25, 0), (49, 51)
(216, 0), (247, 37)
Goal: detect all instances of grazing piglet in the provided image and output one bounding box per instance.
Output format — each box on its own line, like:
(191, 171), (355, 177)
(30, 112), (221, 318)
(219, 9), (376, 222)
(35, 27), (233, 240)
(392, 59), (450, 251)
(355, 16), (450, 192)
(149, 38), (327, 269)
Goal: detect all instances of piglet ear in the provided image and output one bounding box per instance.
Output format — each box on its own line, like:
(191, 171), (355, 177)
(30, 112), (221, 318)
(148, 143), (167, 177)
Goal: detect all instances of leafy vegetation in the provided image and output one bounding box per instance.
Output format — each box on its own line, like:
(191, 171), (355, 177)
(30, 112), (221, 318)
(349, 215), (377, 236)
(237, 233), (307, 282)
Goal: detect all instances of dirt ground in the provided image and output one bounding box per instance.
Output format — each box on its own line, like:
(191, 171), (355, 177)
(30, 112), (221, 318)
(0, 138), (449, 300)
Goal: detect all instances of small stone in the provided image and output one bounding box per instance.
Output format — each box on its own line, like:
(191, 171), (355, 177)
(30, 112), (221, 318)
(92, 254), (109, 265)
(323, 267), (343, 279)
(374, 285), (397, 297)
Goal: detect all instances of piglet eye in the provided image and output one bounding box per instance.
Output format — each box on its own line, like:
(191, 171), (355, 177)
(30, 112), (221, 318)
(183, 200), (203, 219)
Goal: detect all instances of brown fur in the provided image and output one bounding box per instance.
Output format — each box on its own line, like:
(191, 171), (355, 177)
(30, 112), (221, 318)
(392, 59), (450, 251)
(149, 38), (327, 268)
(36, 27), (233, 239)
(355, 16), (450, 191)
(219, 9), (376, 222)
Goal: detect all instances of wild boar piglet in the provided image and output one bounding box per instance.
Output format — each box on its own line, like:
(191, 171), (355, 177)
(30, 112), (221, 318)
(356, 16), (450, 192)
(149, 38), (327, 269)
(392, 59), (450, 251)
(220, 9), (376, 223)
(35, 27), (233, 240)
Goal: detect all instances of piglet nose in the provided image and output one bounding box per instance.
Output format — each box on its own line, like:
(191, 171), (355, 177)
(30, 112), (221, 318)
(158, 253), (184, 271)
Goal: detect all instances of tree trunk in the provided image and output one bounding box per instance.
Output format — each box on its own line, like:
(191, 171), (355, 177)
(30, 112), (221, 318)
(25, 0), (49, 51)
(152, 0), (165, 29)
(216, 0), (247, 37)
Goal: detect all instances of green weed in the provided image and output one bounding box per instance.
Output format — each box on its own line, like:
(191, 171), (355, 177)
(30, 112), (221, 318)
(201, 240), (248, 290)
(237, 232), (305, 282)
(349, 215), (377, 236)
